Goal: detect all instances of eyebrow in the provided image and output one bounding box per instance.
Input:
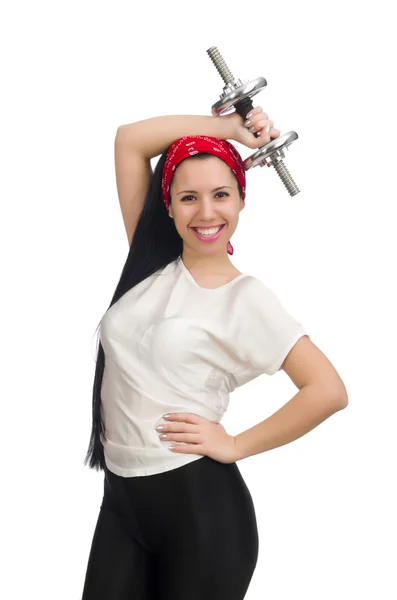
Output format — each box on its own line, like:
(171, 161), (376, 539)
(176, 186), (233, 196)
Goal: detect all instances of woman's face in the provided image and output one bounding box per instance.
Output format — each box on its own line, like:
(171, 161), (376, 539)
(168, 156), (245, 256)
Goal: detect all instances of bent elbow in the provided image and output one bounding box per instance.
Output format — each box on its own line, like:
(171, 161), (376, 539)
(332, 389), (349, 410)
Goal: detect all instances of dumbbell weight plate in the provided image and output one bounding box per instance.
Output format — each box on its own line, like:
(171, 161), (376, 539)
(243, 131), (299, 170)
(211, 77), (267, 116)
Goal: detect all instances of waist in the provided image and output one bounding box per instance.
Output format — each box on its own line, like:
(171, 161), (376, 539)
(103, 437), (205, 477)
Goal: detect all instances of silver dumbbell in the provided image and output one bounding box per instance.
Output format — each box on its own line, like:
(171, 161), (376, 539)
(207, 46), (300, 196)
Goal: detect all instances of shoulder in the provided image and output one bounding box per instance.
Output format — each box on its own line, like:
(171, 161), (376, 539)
(237, 274), (280, 304)
(235, 274), (303, 330)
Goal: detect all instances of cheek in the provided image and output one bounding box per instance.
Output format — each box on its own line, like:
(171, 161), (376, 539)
(173, 209), (189, 224)
(225, 201), (241, 219)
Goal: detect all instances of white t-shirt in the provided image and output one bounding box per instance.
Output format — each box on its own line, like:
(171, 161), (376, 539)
(99, 256), (309, 477)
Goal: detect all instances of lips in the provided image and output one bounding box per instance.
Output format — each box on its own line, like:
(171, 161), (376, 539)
(190, 224), (226, 242)
(190, 225), (226, 230)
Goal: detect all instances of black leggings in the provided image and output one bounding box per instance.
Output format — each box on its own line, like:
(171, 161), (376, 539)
(81, 455), (259, 599)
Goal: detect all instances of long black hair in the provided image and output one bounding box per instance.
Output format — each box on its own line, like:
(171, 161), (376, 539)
(83, 145), (243, 472)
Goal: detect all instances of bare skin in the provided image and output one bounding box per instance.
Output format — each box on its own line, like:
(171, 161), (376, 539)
(183, 263), (243, 289)
(168, 156), (245, 287)
(166, 106), (280, 288)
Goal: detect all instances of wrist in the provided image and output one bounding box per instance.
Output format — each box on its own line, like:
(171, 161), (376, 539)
(232, 435), (244, 462)
(216, 113), (236, 141)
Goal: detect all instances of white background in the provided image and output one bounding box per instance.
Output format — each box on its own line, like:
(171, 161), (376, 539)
(1, 1), (396, 598)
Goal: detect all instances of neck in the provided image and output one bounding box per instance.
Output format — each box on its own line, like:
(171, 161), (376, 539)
(181, 249), (233, 272)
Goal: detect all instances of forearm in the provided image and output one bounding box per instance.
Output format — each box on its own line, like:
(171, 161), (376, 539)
(234, 385), (348, 461)
(115, 114), (234, 159)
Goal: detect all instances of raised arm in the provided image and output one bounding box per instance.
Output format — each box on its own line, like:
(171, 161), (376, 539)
(113, 115), (235, 246)
(115, 114), (235, 160)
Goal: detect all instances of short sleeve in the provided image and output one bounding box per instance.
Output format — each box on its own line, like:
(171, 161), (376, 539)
(231, 278), (309, 385)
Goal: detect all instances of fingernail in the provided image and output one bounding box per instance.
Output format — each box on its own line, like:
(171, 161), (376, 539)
(246, 111), (253, 119)
(163, 413), (171, 418)
(244, 119), (251, 127)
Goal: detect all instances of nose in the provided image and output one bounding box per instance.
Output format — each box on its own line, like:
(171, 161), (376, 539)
(195, 198), (222, 221)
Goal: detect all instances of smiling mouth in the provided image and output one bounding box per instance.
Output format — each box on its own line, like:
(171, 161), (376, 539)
(190, 225), (226, 230)
(189, 224), (226, 239)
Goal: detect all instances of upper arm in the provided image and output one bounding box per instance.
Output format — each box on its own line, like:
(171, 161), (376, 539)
(114, 127), (153, 247)
(280, 335), (348, 401)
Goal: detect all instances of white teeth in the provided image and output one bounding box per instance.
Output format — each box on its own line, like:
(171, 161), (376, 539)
(194, 226), (222, 236)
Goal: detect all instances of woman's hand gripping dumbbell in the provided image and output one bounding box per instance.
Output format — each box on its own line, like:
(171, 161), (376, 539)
(223, 105), (280, 150)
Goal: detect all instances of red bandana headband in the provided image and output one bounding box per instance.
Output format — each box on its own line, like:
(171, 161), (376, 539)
(161, 135), (246, 255)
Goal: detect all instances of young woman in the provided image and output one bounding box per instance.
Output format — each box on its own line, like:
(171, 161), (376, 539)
(81, 108), (348, 599)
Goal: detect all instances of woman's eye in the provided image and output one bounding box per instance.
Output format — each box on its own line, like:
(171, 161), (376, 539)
(181, 192), (229, 201)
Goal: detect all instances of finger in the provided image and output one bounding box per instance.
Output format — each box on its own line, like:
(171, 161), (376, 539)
(163, 423), (197, 433)
(163, 412), (189, 421)
(162, 432), (201, 442)
(169, 443), (204, 453)
(266, 127), (281, 139)
(245, 106), (265, 119)
(169, 445), (187, 452)
(244, 112), (269, 128)
(246, 118), (273, 132)
(163, 412), (202, 425)
(258, 123), (280, 137)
